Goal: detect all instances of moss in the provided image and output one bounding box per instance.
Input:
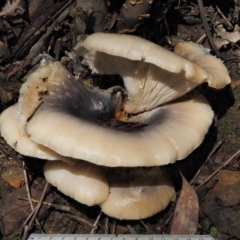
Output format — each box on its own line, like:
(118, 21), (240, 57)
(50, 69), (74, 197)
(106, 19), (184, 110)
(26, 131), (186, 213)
(134, 224), (143, 233)
(200, 217), (211, 231)
(210, 226), (222, 239)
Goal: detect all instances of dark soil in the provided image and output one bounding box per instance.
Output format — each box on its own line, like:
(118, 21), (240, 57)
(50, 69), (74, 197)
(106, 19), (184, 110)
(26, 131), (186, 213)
(0, 0), (240, 239)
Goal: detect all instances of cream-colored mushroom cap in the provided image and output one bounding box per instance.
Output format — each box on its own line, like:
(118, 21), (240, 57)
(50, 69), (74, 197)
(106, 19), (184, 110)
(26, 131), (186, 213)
(100, 167), (175, 220)
(2, 59), (214, 167)
(25, 60), (213, 166)
(82, 33), (230, 114)
(0, 104), (64, 160)
(44, 160), (109, 206)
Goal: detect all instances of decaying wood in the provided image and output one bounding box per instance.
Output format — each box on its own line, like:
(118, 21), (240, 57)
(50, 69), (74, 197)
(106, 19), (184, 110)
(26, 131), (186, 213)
(12, 0), (72, 60)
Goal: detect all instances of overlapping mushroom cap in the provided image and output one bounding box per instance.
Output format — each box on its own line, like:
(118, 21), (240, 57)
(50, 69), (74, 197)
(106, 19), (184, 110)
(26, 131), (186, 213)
(0, 33), (231, 220)
(44, 160), (176, 219)
(22, 33), (230, 167)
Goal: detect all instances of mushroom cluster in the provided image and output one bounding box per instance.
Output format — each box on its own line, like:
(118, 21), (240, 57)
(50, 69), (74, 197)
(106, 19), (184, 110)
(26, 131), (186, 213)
(0, 33), (231, 220)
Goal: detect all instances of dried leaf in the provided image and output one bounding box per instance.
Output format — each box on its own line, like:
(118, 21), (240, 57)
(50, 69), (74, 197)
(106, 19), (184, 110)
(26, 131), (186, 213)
(231, 80), (240, 89)
(214, 31), (240, 49)
(0, 186), (53, 236)
(170, 173), (199, 235)
(0, 0), (25, 17)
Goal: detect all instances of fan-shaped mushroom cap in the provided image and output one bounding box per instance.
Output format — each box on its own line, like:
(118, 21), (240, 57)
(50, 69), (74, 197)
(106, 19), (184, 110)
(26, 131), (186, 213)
(100, 167), (175, 220)
(174, 41), (230, 89)
(81, 33), (230, 114)
(44, 160), (109, 206)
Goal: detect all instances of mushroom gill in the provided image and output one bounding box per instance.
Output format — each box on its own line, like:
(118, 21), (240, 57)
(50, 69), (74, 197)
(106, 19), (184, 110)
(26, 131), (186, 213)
(80, 33), (230, 115)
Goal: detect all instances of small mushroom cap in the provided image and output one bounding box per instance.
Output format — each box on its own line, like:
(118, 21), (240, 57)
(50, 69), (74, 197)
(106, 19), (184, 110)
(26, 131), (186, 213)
(44, 160), (109, 206)
(174, 41), (230, 89)
(100, 167), (175, 220)
(82, 33), (230, 114)
(0, 104), (65, 160)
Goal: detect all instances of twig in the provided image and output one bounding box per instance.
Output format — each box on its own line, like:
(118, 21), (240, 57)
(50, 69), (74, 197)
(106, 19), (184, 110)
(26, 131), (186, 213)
(104, 217), (109, 234)
(7, 1), (75, 79)
(22, 182), (49, 240)
(197, 0), (223, 59)
(191, 141), (224, 185)
(62, 213), (95, 228)
(22, 161), (43, 232)
(177, 0), (181, 8)
(112, 220), (116, 234)
(195, 148), (240, 191)
(18, 197), (71, 212)
(90, 211), (102, 234)
(215, 5), (233, 29)
(140, 220), (155, 234)
(196, 33), (206, 44)
(164, 211), (174, 226)
(20, 208), (36, 235)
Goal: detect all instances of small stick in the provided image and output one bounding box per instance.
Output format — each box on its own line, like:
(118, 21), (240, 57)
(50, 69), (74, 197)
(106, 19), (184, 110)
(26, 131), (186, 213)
(191, 141), (223, 185)
(22, 161), (43, 232)
(104, 217), (109, 234)
(112, 220), (116, 234)
(164, 211), (174, 226)
(62, 213), (95, 228)
(90, 211), (102, 234)
(195, 148), (240, 191)
(197, 0), (223, 59)
(7, 1), (74, 79)
(140, 220), (155, 234)
(21, 208), (35, 233)
(22, 182), (49, 240)
(215, 5), (233, 29)
(18, 197), (71, 212)
(196, 33), (206, 44)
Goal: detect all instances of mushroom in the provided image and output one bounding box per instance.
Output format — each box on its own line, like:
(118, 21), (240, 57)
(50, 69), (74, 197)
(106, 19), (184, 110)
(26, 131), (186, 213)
(100, 166), (175, 220)
(26, 88), (213, 167)
(24, 34), (226, 166)
(43, 160), (175, 219)
(44, 160), (109, 206)
(0, 33), (231, 220)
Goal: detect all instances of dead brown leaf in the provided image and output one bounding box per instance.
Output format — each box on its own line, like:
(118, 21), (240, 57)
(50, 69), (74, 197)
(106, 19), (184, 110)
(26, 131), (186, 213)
(231, 80), (240, 89)
(1, 167), (25, 188)
(214, 31), (240, 49)
(0, 0), (25, 17)
(170, 173), (199, 235)
(0, 186), (53, 236)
